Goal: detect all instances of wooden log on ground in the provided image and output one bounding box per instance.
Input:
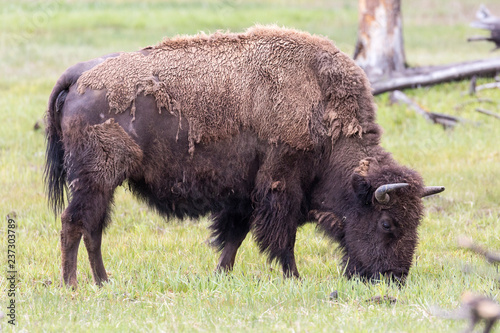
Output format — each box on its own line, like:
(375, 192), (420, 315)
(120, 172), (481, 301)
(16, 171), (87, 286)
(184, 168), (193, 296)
(371, 58), (500, 95)
(355, 3), (500, 95)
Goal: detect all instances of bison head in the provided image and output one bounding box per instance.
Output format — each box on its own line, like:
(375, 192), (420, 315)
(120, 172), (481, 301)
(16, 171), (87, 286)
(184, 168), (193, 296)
(316, 158), (444, 283)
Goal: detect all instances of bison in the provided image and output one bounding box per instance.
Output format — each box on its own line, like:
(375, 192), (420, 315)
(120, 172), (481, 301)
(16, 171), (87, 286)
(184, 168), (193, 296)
(45, 25), (444, 287)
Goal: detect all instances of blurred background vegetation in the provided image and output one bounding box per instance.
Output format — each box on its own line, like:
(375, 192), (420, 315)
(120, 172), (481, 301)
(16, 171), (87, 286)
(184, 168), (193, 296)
(2, 0), (500, 85)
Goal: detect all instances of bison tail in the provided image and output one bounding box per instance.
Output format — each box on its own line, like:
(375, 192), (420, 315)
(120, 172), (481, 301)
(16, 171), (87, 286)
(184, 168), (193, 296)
(44, 76), (72, 215)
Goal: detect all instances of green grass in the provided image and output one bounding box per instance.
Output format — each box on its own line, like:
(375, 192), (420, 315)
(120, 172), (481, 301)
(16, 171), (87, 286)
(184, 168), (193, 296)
(1, 0), (500, 332)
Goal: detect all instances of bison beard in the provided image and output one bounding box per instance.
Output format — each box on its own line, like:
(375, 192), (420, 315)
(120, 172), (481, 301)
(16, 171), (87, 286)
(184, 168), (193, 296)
(44, 25), (444, 287)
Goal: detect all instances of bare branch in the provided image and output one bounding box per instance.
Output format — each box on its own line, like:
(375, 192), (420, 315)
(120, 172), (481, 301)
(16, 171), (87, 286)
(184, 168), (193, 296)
(476, 81), (500, 91)
(469, 4), (500, 50)
(455, 98), (496, 110)
(390, 90), (461, 128)
(461, 292), (500, 333)
(469, 75), (477, 95)
(458, 235), (500, 264)
(476, 108), (500, 119)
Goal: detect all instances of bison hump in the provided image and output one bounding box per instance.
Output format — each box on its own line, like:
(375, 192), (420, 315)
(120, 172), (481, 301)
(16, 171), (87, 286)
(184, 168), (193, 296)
(76, 26), (374, 153)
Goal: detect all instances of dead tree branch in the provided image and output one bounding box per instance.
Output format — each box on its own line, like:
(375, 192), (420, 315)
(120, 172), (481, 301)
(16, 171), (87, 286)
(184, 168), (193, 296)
(468, 5), (500, 50)
(455, 98), (496, 110)
(461, 292), (500, 333)
(476, 108), (500, 119)
(354, 5), (500, 95)
(390, 90), (461, 128)
(476, 81), (500, 91)
(371, 58), (500, 95)
(458, 235), (500, 264)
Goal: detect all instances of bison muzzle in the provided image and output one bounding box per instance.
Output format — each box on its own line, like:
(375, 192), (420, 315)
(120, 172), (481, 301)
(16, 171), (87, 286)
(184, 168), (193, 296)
(44, 25), (444, 287)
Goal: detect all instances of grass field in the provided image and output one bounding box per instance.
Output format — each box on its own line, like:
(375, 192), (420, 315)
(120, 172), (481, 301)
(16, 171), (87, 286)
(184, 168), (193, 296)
(1, 0), (500, 331)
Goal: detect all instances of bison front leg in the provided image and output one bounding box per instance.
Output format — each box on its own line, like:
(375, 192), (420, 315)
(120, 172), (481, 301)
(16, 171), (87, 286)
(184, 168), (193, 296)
(278, 233), (299, 278)
(210, 204), (251, 272)
(217, 231), (247, 272)
(252, 181), (303, 279)
(217, 239), (246, 272)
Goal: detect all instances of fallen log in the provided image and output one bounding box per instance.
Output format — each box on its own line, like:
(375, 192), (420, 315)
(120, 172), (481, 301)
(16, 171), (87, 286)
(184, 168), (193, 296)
(371, 58), (500, 95)
(356, 5), (500, 95)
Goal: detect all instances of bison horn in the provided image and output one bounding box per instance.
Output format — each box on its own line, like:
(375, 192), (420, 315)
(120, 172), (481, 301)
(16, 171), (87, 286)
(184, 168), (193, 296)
(421, 186), (445, 198)
(374, 183), (409, 204)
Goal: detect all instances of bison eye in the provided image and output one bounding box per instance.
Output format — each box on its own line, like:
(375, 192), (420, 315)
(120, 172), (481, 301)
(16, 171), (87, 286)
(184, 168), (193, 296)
(380, 219), (392, 233)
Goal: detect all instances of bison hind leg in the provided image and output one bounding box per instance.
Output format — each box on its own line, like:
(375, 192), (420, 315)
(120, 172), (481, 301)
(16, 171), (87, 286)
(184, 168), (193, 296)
(61, 189), (113, 287)
(60, 118), (143, 287)
(60, 208), (83, 288)
(210, 200), (252, 273)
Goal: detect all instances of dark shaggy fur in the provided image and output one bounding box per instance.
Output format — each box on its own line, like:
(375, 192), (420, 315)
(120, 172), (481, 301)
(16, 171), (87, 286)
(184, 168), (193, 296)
(45, 26), (441, 287)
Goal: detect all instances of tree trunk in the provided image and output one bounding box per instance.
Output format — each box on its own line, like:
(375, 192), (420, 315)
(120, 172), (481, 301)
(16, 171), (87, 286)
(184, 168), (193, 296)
(354, 0), (406, 79)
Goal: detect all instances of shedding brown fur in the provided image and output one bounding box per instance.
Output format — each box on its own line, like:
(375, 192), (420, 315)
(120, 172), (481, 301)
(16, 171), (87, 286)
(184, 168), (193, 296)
(63, 118), (143, 192)
(77, 25), (370, 153)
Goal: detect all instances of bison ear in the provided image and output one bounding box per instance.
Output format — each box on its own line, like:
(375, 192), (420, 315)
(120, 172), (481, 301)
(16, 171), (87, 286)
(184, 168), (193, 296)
(351, 173), (372, 205)
(351, 158), (378, 205)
